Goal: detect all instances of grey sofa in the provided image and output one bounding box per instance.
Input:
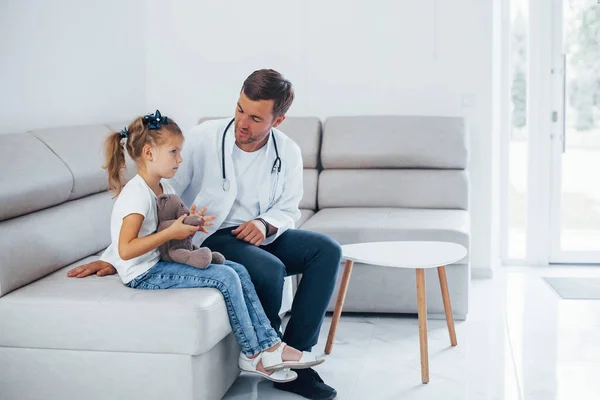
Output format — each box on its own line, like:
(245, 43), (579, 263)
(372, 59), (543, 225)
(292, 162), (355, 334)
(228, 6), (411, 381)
(0, 115), (469, 400)
(298, 116), (470, 319)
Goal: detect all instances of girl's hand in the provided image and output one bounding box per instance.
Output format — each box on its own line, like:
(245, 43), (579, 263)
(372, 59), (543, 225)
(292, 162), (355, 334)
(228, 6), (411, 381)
(68, 261), (117, 278)
(189, 204), (217, 233)
(168, 215), (200, 240)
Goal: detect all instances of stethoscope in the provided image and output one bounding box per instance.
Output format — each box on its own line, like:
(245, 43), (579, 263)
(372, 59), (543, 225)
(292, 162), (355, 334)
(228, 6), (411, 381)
(221, 118), (282, 192)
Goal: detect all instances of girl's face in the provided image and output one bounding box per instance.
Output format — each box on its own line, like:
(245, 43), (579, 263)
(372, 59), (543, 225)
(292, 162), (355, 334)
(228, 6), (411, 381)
(146, 134), (184, 179)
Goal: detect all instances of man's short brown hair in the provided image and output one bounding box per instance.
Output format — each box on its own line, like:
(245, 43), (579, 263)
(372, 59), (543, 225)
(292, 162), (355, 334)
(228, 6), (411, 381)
(241, 69), (295, 118)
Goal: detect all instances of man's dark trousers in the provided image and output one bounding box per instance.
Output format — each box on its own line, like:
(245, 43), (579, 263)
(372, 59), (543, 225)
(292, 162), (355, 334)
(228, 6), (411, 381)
(203, 227), (342, 351)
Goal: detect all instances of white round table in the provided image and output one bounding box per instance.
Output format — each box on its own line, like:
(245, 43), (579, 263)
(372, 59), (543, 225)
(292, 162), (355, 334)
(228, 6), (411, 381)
(325, 241), (468, 384)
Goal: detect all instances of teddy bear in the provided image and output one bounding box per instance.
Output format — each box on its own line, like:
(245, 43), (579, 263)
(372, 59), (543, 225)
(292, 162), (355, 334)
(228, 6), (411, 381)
(156, 193), (225, 269)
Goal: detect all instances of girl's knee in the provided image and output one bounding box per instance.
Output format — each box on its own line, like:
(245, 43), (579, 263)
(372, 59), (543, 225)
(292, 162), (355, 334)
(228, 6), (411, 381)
(215, 264), (242, 289)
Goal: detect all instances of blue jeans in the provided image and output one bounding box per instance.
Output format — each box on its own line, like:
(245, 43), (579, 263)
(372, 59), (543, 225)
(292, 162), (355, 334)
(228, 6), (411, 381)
(203, 228), (342, 352)
(126, 260), (281, 356)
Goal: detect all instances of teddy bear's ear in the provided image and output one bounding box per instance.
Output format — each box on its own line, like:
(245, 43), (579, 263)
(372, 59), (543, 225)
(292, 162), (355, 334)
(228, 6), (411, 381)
(157, 194), (169, 210)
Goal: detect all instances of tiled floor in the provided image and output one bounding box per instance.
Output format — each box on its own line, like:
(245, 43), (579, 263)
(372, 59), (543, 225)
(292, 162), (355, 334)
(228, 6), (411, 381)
(223, 265), (600, 399)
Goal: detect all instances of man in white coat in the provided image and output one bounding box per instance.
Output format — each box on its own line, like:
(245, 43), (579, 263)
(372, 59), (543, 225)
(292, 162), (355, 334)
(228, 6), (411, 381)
(70, 69), (341, 400)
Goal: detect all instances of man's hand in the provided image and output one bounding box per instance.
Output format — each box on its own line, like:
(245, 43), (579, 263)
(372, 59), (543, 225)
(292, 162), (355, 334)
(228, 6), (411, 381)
(67, 260), (117, 278)
(232, 220), (267, 246)
(189, 204), (216, 234)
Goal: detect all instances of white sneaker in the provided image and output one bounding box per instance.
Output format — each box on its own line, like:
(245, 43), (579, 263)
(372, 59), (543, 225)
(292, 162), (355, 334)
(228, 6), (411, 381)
(261, 342), (325, 372)
(238, 352), (297, 383)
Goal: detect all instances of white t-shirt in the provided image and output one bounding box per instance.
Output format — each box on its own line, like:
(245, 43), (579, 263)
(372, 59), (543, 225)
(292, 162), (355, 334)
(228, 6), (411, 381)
(101, 174), (175, 284)
(221, 144), (267, 229)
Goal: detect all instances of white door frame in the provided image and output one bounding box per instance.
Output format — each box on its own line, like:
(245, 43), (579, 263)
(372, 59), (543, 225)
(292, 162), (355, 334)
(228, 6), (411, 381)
(548, 0), (600, 264)
(524, 0), (554, 266)
(500, 0), (600, 265)
(501, 0), (557, 266)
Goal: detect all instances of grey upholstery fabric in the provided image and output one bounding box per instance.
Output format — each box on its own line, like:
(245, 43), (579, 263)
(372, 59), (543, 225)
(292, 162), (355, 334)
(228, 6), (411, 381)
(0, 132), (73, 221)
(0, 192), (114, 297)
(315, 115), (470, 318)
(321, 115), (468, 169)
(297, 209), (315, 228)
(277, 117), (321, 168)
(300, 169), (318, 210)
(0, 334), (240, 400)
(0, 257), (232, 356)
(31, 125), (113, 200)
(318, 169), (469, 210)
(301, 208), (470, 262)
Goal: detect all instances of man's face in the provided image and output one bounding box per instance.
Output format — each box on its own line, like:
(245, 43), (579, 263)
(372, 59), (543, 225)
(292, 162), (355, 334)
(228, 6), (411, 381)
(234, 92), (284, 147)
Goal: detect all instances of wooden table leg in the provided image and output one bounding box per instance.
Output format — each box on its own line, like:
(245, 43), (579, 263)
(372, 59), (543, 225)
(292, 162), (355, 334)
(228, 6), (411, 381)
(416, 268), (429, 384)
(325, 259), (354, 355)
(437, 266), (457, 346)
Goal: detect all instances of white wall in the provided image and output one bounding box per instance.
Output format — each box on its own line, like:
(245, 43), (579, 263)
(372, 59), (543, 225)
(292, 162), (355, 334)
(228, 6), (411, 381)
(145, 0), (496, 275)
(0, 0), (497, 274)
(0, 0), (146, 133)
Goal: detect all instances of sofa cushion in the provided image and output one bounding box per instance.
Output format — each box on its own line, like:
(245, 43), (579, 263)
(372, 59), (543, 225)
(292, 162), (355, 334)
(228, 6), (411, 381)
(318, 170), (469, 210)
(0, 192), (114, 298)
(0, 133), (73, 221)
(277, 117), (321, 169)
(31, 125), (113, 200)
(300, 208), (470, 261)
(0, 257), (232, 356)
(322, 116), (467, 169)
(297, 209), (315, 228)
(300, 169), (318, 210)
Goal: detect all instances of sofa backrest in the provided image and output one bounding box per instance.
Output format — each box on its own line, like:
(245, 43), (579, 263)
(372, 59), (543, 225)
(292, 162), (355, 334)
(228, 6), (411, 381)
(277, 117), (321, 211)
(0, 123), (136, 298)
(319, 116), (469, 210)
(197, 116), (322, 211)
(0, 114), (467, 297)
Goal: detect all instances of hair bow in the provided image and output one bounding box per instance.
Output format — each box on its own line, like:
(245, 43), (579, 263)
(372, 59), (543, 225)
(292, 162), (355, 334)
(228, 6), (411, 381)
(143, 109), (169, 130)
(119, 127), (129, 139)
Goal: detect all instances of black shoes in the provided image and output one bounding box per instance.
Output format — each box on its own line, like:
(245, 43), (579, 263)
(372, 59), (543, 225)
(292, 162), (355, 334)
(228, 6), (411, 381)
(273, 368), (337, 400)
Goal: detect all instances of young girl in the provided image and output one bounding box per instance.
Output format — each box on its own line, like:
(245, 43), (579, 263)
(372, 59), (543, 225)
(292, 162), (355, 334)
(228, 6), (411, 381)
(102, 110), (323, 383)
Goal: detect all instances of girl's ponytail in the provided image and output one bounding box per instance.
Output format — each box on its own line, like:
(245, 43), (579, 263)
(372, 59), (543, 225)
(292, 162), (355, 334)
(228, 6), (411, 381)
(103, 131), (127, 197)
